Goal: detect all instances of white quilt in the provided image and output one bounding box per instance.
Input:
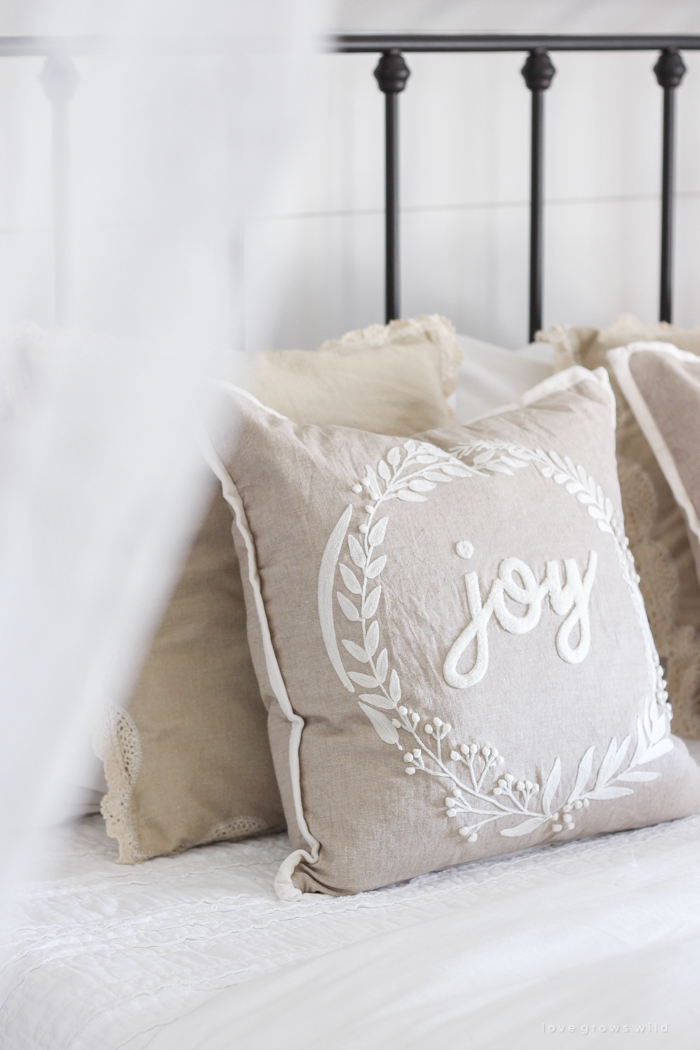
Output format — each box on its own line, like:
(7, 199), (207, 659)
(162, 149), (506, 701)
(2, 791), (700, 1049)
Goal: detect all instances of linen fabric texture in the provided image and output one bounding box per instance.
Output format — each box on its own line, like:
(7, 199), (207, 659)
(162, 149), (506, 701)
(208, 367), (700, 898)
(609, 343), (700, 589)
(538, 315), (700, 738)
(99, 316), (462, 863)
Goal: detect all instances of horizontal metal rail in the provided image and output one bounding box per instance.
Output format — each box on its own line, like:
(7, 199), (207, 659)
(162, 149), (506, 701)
(333, 34), (700, 53)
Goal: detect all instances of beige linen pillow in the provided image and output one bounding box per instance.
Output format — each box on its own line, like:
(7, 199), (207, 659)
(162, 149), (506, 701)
(610, 343), (700, 588)
(538, 315), (700, 738)
(206, 368), (700, 899)
(99, 315), (462, 862)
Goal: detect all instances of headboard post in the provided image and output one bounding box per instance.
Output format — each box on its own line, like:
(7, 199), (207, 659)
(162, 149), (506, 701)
(521, 49), (556, 343)
(374, 50), (410, 323)
(654, 48), (686, 324)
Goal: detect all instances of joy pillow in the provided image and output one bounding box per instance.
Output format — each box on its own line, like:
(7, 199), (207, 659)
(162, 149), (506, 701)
(206, 367), (700, 898)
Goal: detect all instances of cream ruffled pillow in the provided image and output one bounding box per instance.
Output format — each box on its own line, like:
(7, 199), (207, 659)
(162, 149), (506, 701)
(99, 316), (463, 862)
(537, 316), (700, 739)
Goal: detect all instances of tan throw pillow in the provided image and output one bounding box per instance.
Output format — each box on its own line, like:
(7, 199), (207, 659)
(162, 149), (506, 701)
(610, 343), (700, 589)
(206, 368), (700, 899)
(537, 316), (700, 739)
(98, 316), (463, 862)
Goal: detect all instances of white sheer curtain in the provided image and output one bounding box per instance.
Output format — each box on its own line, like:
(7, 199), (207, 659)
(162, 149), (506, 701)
(0, 0), (333, 904)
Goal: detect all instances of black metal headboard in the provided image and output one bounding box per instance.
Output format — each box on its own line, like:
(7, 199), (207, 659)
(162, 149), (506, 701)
(3, 34), (700, 342)
(333, 35), (700, 340)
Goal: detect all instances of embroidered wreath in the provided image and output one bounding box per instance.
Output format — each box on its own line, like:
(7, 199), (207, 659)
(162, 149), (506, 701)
(318, 438), (673, 843)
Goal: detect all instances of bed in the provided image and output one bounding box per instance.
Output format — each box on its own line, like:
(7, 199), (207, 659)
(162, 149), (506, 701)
(3, 30), (700, 1050)
(3, 767), (700, 1050)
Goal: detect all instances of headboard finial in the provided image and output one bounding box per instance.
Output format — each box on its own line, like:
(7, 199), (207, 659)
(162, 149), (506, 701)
(374, 50), (410, 96)
(654, 48), (686, 90)
(521, 49), (556, 93)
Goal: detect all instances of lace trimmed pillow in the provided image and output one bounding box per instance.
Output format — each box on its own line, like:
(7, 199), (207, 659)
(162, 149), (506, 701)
(99, 315), (462, 863)
(206, 367), (700, 899)
(537, 315), (700, 739)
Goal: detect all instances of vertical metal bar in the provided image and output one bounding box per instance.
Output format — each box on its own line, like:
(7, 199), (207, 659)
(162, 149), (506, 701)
(654, 48), (686, 323)
(374, 50), (410, 323)
(529, 87), (544, 343)
(384, 90), (399, 323)
(40, 55), (79, 327)
(521, 50), (555, 343)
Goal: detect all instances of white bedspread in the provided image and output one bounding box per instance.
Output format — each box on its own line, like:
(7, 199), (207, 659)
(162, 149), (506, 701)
(2, 793), (700, 1050)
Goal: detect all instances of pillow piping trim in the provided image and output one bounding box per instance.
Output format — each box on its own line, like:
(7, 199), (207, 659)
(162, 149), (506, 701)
(608, 342), (700, 543)
(198, 430), (320, 902)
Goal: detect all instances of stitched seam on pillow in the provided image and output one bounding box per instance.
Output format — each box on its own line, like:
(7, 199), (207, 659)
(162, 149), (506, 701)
(610, 344), (700, 543)
(199, 433), (320, 896)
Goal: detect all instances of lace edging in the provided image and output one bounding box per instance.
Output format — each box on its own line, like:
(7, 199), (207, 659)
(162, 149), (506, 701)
(93, 706), (147, 864)
(535, 323), (598, 373)
(316, 314), (463, 400)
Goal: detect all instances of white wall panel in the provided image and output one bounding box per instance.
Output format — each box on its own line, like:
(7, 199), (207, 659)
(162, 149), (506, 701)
(1, 2), (700, 350)
(248, 2), (700, 350)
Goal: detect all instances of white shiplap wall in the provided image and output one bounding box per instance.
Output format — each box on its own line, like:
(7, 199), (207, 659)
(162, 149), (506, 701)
(1, 1), (700, 352)
(247, 0), (700, 351)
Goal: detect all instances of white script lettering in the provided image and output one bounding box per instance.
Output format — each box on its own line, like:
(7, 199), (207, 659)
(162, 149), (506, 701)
(443, 551), (598, 689)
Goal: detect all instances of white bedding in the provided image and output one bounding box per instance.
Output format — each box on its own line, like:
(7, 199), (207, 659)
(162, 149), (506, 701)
(2, 770), (700, 1050)
(454, 334), (553, 423)
(4, 341), (698, 1049)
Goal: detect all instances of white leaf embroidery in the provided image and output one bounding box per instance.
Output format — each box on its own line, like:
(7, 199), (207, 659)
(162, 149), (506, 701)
(568, 745), (594, 804)
(318, 504), (355, 693)
(362, 465), (381, 500)
(368, 517), (389, 547)
(359, 702), (400, 744)
(616, 771), (660, 782)
(348, 534), (366, 568)
(337, 592), (359, 621)
(319, 438), (673, 850)
(342, 639), (369, 663)
(595, 736), (629, 791)
(366, 620), (379, 657)
(359, 693), (396, 710)
(366, 555), (387, 579)
(348, 671), (380, 688)
(397, 490), (427, 502)
(650, 713), (668, 744)
(500, 816), (547, 837)
(339, 563), (362, 595)
(590, 786), (634, 800)
(639, 738), (673, 763)
(542, 757), (561, 815)
(362, 586), (382, 619)
(440, 463), (472, 477)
